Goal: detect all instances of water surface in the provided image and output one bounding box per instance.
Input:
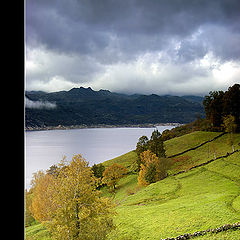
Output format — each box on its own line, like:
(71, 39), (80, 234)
(25, 126), (174, 189)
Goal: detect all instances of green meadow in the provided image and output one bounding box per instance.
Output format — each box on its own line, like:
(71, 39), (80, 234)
(25, 131), (240, 240)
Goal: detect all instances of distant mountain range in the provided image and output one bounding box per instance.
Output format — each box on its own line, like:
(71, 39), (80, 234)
(25, 87), (205, 128)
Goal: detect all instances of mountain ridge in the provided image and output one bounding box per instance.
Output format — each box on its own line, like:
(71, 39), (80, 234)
(25, 87), (205, 127)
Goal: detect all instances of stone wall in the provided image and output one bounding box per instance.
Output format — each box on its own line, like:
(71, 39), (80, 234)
(161, 222), (240, 240)
(168, 132), (226, 159)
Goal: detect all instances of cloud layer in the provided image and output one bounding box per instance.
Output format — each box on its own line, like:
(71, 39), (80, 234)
(25, 97), (57, 109)
(26, 0), (240, 95)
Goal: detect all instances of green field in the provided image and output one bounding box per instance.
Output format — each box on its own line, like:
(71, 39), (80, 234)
(25, 131), (240, 240)
(109, 155), (240, 239)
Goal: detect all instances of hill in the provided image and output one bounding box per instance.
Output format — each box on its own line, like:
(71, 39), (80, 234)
(25, 87), (204, 128)
(103, 131), (240, 239)
(25, 131), (240, 240)
(110, 151), (240, 240)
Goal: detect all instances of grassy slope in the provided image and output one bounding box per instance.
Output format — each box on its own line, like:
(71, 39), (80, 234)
(108, 152), (240, 240)
(102, 151), (138, 170)
(25, 131), (240, 240)
(164, 131), (221, 156)
(168, 132), (240, 174)
(25, 224), (51, 240)
(106, 131), (240, 239)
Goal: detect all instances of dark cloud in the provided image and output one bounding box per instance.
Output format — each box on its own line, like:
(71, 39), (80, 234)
(26, 0), (240, 94)
(27, 0), (240, 61)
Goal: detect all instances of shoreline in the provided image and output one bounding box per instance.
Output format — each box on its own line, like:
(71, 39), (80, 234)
(25, 123), (182, 131)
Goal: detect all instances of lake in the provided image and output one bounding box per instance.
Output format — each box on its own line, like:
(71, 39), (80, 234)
(25, 125), (175, 189)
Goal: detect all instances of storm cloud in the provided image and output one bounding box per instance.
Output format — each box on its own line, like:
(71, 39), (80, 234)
(25, 0), (240, 95)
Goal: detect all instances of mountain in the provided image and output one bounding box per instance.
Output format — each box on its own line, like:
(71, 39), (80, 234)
(181, 95), (205, 104)
(25, 87), (205, 128)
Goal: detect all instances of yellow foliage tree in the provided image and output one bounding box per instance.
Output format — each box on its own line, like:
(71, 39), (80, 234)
(137, 164), (148, 186)
(30, 154), (116, 240)
(137, 150), (158, 186)
(138, 150), (171, 186)
(30, 170), (56, 222)
(25, 189), (36, 227)
(102, 163), (127, 191)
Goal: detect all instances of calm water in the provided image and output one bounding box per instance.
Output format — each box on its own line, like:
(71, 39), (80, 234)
(25, 126), (174, 189)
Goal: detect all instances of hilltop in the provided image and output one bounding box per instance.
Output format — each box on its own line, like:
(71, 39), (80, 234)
(25, 87), (204, 128)
(25, 130), (240, 240)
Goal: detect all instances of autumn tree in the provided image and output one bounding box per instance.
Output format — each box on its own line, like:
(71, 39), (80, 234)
(135, 130), (166, 172)
(138, 150), (171, 186)
(25, 189), (36, 227)
(46, 164), (59, 178)
(30, 170), (56, 222)
(138, 150), (158, 186)
(102, 163), (127, 191)
(30, 154), (116, 240)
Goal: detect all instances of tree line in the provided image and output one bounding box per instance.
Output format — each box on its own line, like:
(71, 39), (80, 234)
(203, 83), (240, 132)
(159, 84), (240, 142)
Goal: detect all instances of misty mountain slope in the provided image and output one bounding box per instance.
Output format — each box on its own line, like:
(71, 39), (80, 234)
(25, 87), (204, 127)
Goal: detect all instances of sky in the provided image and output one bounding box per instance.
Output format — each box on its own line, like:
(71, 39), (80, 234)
(25, 0), (240, 96)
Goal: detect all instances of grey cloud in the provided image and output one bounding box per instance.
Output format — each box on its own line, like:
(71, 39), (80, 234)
(203, 25), (240, 62)
(176, 24), (240, 63)
(26, 0), (240, 63)
(26, 47), (104, 87)
(26, 0), (240, 94)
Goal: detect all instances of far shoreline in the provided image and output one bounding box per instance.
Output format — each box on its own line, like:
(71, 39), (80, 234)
(25, 123), (182, 132)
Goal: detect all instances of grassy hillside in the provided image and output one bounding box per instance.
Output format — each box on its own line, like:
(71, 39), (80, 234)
(103, 151), (138, 170)
(168, 132), (240, 174)
(108, 151), (240, 240)
(164, 131), (221, 156)
(25, 131), (240, 240)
